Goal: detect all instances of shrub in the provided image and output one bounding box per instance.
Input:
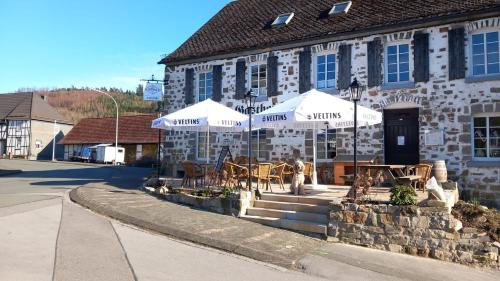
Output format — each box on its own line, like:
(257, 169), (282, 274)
(390, 184), (417, 205)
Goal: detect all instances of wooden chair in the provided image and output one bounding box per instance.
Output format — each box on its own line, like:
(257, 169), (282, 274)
(222, 161), (248, 189)
(181, 161), (205, 188)
(251, 163), (273, 192)
(282, 162), (294, 183)
(414, 163), (433, 192)
(303, 162), (314, 183)
(269, 162), (286, 190)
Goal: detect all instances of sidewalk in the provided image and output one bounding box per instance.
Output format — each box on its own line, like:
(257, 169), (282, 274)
(71, 184), (499, 280)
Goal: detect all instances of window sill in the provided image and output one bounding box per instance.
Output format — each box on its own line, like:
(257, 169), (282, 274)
(255, 95), (268, 102)
(464, 74), (500, 83)
(381, 82), (416, 91)
(467, 160), (500, 168)
(317, 88), (340, 95)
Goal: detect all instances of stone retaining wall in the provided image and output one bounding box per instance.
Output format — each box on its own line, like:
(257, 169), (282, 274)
(328, 201), (499, 268)
(144, 187), (253, 217)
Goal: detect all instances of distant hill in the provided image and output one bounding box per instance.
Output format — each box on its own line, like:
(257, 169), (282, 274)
(37, 88), (158, 124)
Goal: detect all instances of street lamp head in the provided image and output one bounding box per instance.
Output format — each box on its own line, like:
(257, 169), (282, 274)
(244, 89), (258, 108)
(349, 78), (363, 102)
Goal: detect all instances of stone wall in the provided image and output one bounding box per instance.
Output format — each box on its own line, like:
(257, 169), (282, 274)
(163, 16), (500, 207)
(328, 201), (499, 268)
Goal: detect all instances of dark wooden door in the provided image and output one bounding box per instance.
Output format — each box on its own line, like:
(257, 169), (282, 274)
(384, 108), (419, 165)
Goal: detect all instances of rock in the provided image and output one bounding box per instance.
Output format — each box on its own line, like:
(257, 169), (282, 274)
(387, 244), (403, 253)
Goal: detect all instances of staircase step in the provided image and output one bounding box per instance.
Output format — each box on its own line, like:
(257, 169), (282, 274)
(253, 200), (330, 214)
(247, 207), (329, 224)
(242, 215), (327, 235)
(260, 193), (331, 206)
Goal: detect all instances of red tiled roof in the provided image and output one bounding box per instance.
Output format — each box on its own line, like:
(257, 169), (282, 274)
(160, 0), (500, 65)
(59, 114), (162, 145)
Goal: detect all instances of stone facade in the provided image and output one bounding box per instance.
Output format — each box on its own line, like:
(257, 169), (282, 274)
(163, 17), (500, 207)
(329, 201), (499, 268)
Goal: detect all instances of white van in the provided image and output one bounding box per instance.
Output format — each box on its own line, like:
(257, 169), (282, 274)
(95, 144), (125, 165)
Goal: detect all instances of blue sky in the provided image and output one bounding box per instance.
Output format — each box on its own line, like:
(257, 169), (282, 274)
(0, 0), (231, 92)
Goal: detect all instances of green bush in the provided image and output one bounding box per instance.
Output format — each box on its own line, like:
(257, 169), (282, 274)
(390, 184), (417, 205)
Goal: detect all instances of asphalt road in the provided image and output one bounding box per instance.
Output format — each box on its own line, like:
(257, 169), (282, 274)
(0, 160), (325, 281)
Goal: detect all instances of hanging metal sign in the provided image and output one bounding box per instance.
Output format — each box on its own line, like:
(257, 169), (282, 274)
(143, 82), (163, 101)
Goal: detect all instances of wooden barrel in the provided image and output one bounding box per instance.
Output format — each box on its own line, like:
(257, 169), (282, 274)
(432, 160), (447, 183)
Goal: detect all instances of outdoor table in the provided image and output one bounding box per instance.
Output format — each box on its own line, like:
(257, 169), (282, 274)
(357, 164), (408, 185)
(332, 155), (376, 185)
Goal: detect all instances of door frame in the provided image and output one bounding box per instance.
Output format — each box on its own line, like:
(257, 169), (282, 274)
(383, 108), (420, 165)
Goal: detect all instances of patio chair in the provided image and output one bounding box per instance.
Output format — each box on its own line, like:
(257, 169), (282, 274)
(269, 162), (286, 190)
(414, 163), (433, 192)
(303, 162), (314, 183)
(181, 161), (205, 188)
(222, 161), (248, 189)
(251, 163), (273, 192)
(280, 161), (294, 183)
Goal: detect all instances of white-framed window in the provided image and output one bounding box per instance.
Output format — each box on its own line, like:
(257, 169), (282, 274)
(470, 31), (500, 76)
(473, 114), (500, 159)
(315, 53), (336, 90)
(196, 132), (208, 160)
(198, 72), (213, 102)
(272, 13), (294, 26)
(251, 129), (267, 160)
(250, 64), (267, 99)
(328, 1), (352, 16)
(316, 129), (337, 160)
(385, 43), (410, 83)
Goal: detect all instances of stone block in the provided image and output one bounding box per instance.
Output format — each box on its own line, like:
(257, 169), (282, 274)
(330, 211), (343, 221)
(387, 244), (403, 253)
(470, 104), (483, 114)
(343, 211), (356, 223)
(397, 216), (411, 227)
(353, 212), (369, 224)
(366, 212), (378, 226)
(365, 226), (385, 234)
(379, 213), (394, 225)
(390, 235), (410, 245)
(412, 216), (430, 228)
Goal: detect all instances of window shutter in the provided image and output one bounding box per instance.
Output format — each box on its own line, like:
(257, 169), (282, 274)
(299, 46), (312, 93)
(184, 68), (194, 104)
(212, 65), (223, 102)
(367, 39), (383, 87)
(267, 55), (279, 97)
(338, 44), (352, 89)
(448, 27), (466, 80)
(235, 60), (246, 99)
(414, 33), (430, 82)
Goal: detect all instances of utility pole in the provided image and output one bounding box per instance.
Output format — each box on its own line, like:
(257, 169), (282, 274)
(141, 75), (167, 179)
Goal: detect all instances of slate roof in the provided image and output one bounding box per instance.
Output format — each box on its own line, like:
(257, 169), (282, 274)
(59, 114), (163, 145)
(160, 0), (500, 65)
(0, 92), (71, 124)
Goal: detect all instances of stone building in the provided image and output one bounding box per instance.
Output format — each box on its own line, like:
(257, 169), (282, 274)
(159, 0), (500, 207)
(0, 92), (73, 160)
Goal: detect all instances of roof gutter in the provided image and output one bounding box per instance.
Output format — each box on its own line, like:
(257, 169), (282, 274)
(160, 8), (500, 66)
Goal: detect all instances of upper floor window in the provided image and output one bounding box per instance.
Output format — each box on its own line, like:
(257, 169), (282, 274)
(386, 44), (410, 83)
(329, 1), (352, 16)
(316, 129), (337, 160)
(316, 54), (336, 90)
(250, 64), (267, 99)
(473, 115), (500, 159)
(471, 31), (500, 76)
(272, 13), (294, 26)
(198, 72), (212, 102)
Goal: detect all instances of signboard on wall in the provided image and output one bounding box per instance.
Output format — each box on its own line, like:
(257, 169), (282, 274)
(425, 130), (444, 146)
(143, 82), (163, 101)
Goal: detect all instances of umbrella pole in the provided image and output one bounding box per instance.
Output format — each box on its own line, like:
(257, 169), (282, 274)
(312, 123), (318, 186)
(206, 127), (210, 165)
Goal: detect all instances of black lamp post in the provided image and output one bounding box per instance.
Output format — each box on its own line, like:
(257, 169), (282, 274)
(244, 89), (258, 191)
(349, 78), (363, 197)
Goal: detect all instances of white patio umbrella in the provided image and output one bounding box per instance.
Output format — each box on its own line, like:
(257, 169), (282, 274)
(252, 89), (382, 185)
(152, 98), (247, 163)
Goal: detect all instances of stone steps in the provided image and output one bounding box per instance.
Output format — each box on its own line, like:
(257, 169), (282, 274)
(241, 215), (327, 235)
(242, 193), (331, 236)
(253, 200), (330, 214)
(246, 207), (329, 224)
(260, 193), (332, 206)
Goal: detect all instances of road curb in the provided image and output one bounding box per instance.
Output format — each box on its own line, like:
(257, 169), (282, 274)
(69, 187), (298, 269)
(0, 170), (22, 177)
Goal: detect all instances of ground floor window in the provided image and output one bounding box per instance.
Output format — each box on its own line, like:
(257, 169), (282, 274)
(473, 115), (500, 159)
(316, 129), (337, 159)
(196, 132), (216, 160)
(251, 129), (267, 160)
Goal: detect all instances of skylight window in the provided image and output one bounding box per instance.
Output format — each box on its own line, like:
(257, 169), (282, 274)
(329, 1), (352, 16)
(272, 13), (294, 26)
